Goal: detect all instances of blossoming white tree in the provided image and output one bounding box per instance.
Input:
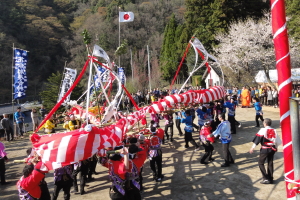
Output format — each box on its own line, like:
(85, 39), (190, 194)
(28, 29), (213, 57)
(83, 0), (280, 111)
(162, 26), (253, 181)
(214, 13), (300, 87)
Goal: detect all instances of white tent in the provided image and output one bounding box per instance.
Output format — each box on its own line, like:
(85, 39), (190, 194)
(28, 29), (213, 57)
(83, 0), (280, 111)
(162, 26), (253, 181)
(255, 68), (300, 83)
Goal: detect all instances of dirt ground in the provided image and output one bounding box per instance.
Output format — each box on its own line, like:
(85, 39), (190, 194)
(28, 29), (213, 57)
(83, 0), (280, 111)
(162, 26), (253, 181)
(1, 106), (286, 200)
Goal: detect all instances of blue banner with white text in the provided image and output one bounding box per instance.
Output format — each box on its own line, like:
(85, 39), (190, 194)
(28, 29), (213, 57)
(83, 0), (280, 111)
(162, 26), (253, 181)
(118, 67), (125, 85)
(14, 49), (28, 99)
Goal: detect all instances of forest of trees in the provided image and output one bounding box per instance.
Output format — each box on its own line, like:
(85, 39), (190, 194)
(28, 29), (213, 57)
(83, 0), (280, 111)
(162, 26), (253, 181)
(0, 0), (299, 104)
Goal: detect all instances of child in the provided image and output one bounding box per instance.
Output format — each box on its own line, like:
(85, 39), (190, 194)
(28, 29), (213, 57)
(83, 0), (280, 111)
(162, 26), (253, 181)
(199, 121), (215, 164)
(253, 97), (264, 127)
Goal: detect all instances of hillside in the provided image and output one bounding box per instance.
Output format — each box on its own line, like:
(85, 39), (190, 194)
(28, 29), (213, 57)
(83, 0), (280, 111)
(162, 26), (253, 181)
(1, 0), (297, 104)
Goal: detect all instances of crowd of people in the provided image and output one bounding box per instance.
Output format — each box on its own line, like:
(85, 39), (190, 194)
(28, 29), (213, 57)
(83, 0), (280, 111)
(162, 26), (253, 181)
(225, 85), (279, 108)
(113, 85), (280, 113)
(0, 84), (283, 200)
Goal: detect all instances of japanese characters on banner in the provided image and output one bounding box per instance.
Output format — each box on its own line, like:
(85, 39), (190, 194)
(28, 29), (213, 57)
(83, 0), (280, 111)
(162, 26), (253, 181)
(95, 65), (107, 83)
(13, 49), (28, 99)
(57, 68), (77, 104)
(117, 67), (125, 84)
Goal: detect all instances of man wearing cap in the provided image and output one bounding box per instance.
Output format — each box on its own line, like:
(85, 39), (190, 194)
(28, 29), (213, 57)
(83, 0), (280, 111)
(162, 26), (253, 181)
(14, 107), (25, 138)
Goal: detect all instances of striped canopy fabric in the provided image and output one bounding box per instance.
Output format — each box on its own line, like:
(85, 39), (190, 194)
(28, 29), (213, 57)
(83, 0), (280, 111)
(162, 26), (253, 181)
(32, 86), (226, 170)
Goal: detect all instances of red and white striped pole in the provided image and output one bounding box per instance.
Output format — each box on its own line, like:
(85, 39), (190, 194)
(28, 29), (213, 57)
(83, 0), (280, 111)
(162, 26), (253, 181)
(271, 0), (294, 199)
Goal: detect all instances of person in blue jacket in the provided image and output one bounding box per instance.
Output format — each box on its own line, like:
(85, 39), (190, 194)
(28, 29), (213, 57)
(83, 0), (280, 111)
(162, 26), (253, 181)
(14, 107), (25, 138)
(180, 110), (200, 150)
(212, 114), (234, 167)
(224, 98), (237, 134)
(253, 97), (264, 127)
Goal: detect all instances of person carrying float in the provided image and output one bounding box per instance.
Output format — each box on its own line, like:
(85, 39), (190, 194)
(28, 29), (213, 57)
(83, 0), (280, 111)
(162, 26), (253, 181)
(148, 127), (164, 182)
(199, 121), (215, 164)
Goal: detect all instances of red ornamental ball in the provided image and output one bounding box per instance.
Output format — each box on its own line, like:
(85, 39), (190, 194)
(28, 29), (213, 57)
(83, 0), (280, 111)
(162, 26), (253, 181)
(124, 14), (130, 20)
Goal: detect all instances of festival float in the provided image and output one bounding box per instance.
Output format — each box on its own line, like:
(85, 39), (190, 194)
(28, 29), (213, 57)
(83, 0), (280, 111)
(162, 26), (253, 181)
(24, 31), (226, 171)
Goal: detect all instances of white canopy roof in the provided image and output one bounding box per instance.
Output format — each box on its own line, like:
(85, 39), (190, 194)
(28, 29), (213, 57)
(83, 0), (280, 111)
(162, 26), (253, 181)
(255, 68), (300, 83)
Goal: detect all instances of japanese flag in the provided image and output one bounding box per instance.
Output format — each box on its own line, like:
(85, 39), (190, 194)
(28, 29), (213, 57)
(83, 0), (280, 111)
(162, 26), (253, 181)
(119, 12), (134, 22)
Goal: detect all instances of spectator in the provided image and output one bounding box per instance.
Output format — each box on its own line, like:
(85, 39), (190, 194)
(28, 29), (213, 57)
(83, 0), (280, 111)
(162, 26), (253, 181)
(267, 86), (273, 106)
(259, 86), (265, 105)
(14, 107), (25, 138)
(40, 105), (47, 120)
(241, 86), (251, 108)
(254, 87), (259, 98)
(272, 88), (278, 108)
(1, 114), (14, 141)
(250, 87), (255, 100)
(31, 108), (39, 131)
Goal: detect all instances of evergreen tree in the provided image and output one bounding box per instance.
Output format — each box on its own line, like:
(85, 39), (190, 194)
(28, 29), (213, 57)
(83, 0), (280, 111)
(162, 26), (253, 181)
(184, 0), (269, 50)
(40, 71), (83, 110)
(40, 72), (62, 110)
(160, 14), (179, 81)
(184, 0), (214, 48)
(286, 0), (300, 40)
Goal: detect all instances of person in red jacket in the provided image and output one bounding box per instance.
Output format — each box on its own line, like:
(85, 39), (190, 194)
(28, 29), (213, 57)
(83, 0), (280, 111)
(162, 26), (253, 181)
(126, 144), (146, 200)
(199, 121), (215, 164)
(135, 135), (149, 193)
(17, 160), (49, 200)
(148, 128), (164, 182)
(107, 146), (128, 200)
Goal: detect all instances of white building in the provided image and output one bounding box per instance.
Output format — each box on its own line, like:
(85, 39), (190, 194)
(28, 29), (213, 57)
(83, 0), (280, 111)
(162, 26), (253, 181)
(202, 65), (223, 88)
(255, 68), (300, 83)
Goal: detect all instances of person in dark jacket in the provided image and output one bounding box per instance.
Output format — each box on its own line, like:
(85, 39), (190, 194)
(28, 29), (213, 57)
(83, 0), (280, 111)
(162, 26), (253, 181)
(52, 165), (73, 200)
(1, 114), (14, 141)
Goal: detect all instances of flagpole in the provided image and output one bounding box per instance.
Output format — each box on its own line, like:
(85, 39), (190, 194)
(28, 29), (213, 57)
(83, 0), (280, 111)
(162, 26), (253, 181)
(118, 10), (121, 68)
(12, 43), (15, 137)
(147, 45), (151, 91)
(130, 48), (133, 79)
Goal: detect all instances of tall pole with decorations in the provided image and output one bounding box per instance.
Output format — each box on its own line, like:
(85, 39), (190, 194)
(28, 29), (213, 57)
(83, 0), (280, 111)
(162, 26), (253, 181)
(270, 0), (294, 199)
